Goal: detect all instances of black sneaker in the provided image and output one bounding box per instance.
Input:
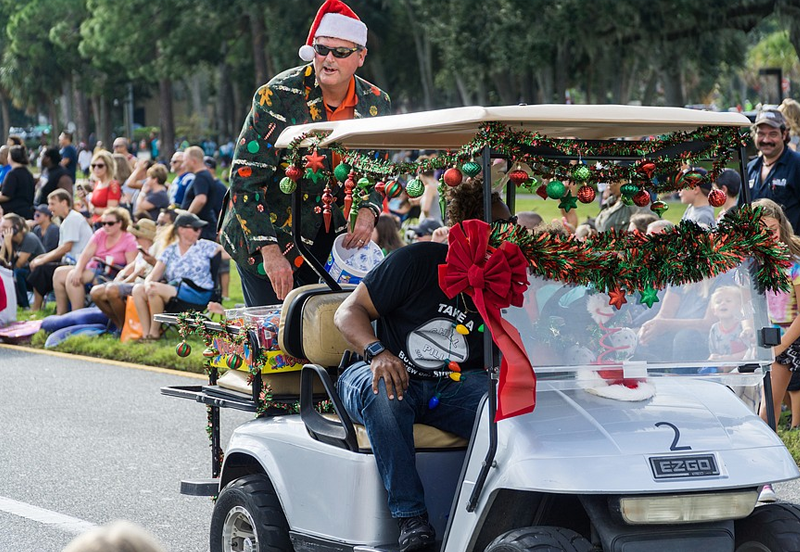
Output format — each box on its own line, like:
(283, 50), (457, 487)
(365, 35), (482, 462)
(397, 514), (436, 551)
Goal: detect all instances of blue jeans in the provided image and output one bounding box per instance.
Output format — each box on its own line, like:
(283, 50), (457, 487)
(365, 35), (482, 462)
(337, 362), (487, 518)
(14, 267), (31, 309)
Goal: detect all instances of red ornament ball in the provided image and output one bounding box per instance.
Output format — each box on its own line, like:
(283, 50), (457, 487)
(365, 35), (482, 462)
(285, 165), (303, 182)
(175, 341), (192, 358)
(443, 167), (463, 187)
(708, 188), (727, 208)
(375, 181), (386, 196)
(384, 180), (403, 199)
(202, 347), (216, 358)
(508, 168), (530, 187)
(632, 190), (651, 207)
(577, 185), (596, 204)
(638, 161), (657, 179)
(535, 185), (549, 200)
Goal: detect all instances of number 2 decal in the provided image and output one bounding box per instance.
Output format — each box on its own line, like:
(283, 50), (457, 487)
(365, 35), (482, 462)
(655, 421), (692, 451)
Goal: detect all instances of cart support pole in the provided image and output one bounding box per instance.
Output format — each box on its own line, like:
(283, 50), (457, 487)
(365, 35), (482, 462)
(467, 146), (499, 513)
(738, 145), (777, 430)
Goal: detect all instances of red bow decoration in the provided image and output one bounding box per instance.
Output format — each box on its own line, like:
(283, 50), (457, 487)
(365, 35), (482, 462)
(438, 219), (535, 420)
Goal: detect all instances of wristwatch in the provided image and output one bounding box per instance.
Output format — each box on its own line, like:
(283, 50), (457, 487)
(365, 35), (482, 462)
(363, 340), (386, 363)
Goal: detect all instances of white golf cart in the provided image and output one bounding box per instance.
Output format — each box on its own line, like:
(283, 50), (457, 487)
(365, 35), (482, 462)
(160, 104), (800, 552)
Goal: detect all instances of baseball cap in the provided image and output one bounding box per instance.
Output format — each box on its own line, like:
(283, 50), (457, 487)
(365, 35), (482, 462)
(715, 168), (741, 197)
(129, 218), (157, 241)
(34, 204), (52, 217)
(175, 212), (208, 229)
(411, 218), (442, 237)
(203, 155), (217, 170)
(754, 109), (786, 129)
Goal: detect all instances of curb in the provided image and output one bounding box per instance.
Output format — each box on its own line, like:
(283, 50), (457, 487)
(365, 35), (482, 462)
(0, 343), (206, 380)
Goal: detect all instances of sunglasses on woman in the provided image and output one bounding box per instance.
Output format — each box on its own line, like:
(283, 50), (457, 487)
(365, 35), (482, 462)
(91, 163), (105, 169)
(101, 220), (119, 227)
(313, 43), (361, 58)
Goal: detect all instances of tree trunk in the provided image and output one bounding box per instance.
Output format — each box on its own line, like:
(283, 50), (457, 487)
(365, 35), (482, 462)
(48, 101), (60, 147)
(61, 80), (74, 135)
(73, 76), (90, 146)
(662, 64), (685, 107)
(216, 60), (233, 142)
(0, 93), (9, 144)
(99, 95), (112, 150)
(554, 41), (569, 103)
(249, 7), (269, 87)
(401, 0), (434, 110)
(455, 74), (472, 106)
(159, 77), (175, 162)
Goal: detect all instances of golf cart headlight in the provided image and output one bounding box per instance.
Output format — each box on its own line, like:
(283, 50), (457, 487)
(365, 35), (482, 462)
(618, 491), (758, 524)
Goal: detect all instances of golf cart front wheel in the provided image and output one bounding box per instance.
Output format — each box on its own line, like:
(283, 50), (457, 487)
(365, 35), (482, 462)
(484, 526), (594, 552)
(210, 474), (292, 552)
(735, 503), (800, 551)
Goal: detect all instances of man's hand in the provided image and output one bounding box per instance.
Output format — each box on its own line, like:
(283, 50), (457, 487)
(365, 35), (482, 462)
(370, 351), (409, 400)
(29, 256), (44, 270)
(342, 208), (375, 250)
(260, 244), (293, 300)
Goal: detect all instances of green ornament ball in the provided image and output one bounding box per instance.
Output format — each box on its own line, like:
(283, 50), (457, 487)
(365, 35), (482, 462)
(175, 341), (192, 358)
(546, 180), (566, 199)
(620, 182), (639, 199)
(279, 176), (296, 194)
(461, 161), (481, 178)
(357, 177), (371, 189)
(572, 165), (591, 182)
(333, 162), (351, 183)
(650, 200), (669, 218)
(406, 177), (425, 198)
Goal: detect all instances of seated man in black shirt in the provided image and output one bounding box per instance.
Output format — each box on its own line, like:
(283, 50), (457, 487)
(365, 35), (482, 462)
(334, 241), (488, 551)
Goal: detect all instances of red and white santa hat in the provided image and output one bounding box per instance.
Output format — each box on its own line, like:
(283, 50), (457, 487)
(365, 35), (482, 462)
(298, 0), (368, 61)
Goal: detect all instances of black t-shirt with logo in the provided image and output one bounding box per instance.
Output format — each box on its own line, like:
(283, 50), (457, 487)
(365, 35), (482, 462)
(181, 169), (217, 240)
(363, 241), (485, 378)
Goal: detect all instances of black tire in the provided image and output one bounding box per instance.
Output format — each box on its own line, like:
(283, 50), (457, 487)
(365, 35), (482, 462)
(484, 526), (594, 552)
(210, 474), (293, 552)
(735, 503), (800, 552)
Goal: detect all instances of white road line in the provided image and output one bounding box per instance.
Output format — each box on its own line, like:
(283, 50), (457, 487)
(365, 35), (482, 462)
(0, 496), (96, 534)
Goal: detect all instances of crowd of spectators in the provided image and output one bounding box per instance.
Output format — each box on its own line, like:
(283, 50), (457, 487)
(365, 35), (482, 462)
(0, 130), (231, 342)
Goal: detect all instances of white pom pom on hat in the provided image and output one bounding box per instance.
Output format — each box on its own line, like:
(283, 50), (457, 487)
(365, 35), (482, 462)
(298, 0), (368, 61)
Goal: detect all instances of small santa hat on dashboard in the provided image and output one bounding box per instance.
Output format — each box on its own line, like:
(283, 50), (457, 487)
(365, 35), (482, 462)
(298, 0), (368, 62)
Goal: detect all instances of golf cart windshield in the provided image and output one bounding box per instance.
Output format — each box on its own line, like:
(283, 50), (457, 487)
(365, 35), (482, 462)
(502, 262), (771, 388)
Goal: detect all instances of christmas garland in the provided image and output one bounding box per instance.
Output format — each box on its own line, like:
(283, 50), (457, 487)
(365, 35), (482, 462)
(487, 205), (791, 305)
(282, 122), (748, 197)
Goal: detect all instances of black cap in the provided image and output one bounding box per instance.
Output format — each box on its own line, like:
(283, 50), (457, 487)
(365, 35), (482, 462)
(34, 204), (52, 216)
(174, 212), (208, 229)
(203, 156), (217, 169)
(411, 218), (442, 237)
(715, 168), (741, 196)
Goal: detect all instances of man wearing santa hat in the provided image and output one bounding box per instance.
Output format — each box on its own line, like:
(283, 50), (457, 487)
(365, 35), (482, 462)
(219, 0), (391, 307)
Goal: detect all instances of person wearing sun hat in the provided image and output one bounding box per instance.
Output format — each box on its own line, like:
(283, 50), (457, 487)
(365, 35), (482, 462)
(89, 217), (159, 332)
(218, 0), (391, 308)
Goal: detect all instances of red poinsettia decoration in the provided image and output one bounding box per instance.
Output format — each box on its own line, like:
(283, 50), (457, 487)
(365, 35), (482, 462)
(438, 219), (535, 420)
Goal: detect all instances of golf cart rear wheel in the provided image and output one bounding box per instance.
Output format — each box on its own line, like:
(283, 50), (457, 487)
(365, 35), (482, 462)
(210, 474), (292, 552)
(484, 526), (594, 552)
(735, 503), (800, 551)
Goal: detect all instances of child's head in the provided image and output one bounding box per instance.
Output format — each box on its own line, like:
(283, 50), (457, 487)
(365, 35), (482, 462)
(711, 285), (743, 321)
(753, 197), (796, 243)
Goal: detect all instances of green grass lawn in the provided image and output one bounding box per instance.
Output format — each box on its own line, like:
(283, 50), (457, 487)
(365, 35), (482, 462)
(514, 194), (696, 226)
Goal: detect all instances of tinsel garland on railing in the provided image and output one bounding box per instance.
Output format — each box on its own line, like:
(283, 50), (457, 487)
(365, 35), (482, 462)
(174, 312), (333, 417)
(488, 205), (791, 301)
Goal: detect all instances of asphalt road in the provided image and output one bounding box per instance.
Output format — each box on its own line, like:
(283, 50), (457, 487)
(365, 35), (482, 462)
(0, 346), (251, 552)
(4, 346), (800, 551)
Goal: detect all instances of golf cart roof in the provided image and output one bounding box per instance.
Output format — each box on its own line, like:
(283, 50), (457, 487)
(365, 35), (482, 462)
(273, 104), (752, 150)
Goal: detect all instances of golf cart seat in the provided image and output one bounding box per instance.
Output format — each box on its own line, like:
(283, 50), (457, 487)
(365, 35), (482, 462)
(278, 283), (468, 452)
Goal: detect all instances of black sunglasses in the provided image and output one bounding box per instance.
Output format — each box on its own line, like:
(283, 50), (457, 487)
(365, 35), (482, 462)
(91, 163), (105, 169)
(101, 220), (119, 227)
(313, 43), (361, 58)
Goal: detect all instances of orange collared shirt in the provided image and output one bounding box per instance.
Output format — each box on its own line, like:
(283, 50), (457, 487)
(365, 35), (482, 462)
(324, 78), (358, 169)
(324, 77), (358, 122)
